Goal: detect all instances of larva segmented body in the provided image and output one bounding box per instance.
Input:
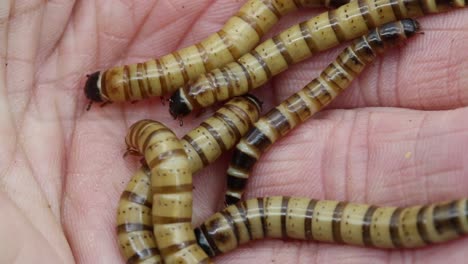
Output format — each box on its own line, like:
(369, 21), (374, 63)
(84, 0), (346, 106)
(116, 165), (162, 264)
(118, 95), (262, 263)
(195, 196), (468, 257)
(224, 19), (420, 205)
(183, 94), (262, 173)
(125, 120), (211, 264)
(168, 0), (466, 118)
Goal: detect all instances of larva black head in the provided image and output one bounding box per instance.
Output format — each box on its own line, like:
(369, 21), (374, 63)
(243, 94), (263, 113)
(401, 19), (421, 38)
(194, 227), (216, 257)
(169, 89), (191, 119)
(85, 71), (103, 102)
(225, 195), (240, 206)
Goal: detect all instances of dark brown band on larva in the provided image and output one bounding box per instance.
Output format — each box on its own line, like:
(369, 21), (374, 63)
(206, 73), (222, 102)
(147, 149), (187, 168)
(245, 128), (273, 152)
(328, 10), (346, 42)
(251, 50), (273, 79)
(304, 199), (318, 240)
(183, 134), (210, 167)
(238, 62), (254, 91)
(173, 51), (190, 83)
(237, 202), (253, 240)
(225, 103), (253, 127)
(159, 240), (197, 257)
(433, 201), (464, 235)
(136, 63), (149, 99)
(201, 122), (227, 152)
(218, 30), (239, 59)
(272, 36), (294, 66)
(362, 205), (378, 246)
(123, 65), (131, 101)
(389, 0), (404, 19)
(117, 223), (153, 234)
(127, 248), (160, 264)
(195, 43), (210, 71)
(152, 183), (193, 194)
(299, 21), (318, 53)
(236, 11), (264, 37)
(332, 202), (347, 243)
(260, 0), (282, 18)
(200, 223), (222, 255)
(214, 112), (242, 139)
(120, 190), (152, 208)
(267, 109), (291, 136)
(390, 207), (404, 248)
(258, 198), (268, 237)
(153, 216), (193, 225)
(155, 60), (168, 95)
(281, 196), (290, 238)
(416, 205), (432, 245)
(141, 128), (172, 154)
(286, 94), (309, 122)
(220, 68), (234, 99)
(357, 0), (376, 29)
(220, 210), (240, 246)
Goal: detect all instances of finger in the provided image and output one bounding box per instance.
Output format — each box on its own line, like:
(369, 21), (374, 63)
(272, 11), (468, 111)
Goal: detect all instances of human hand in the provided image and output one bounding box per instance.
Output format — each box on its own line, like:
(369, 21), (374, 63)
(1, 0), (467, 263)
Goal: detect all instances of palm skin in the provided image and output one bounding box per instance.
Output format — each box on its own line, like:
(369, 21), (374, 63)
(1, 0), (467, 263)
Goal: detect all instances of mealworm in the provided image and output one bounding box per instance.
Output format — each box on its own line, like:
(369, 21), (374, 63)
(168, 0), (466, 118)
(117, 95), (262, 263)
(195, 196), (468, 257)
(183, 94), (262, 173)
(224, 19), (421, 205)
(116, 165), (162, 264)
(84, 0), (346, 108)
(125, 120), (211, 264)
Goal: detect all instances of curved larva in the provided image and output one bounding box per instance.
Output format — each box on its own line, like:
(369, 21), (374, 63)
(224, 19), (421, 204)
(168, 0), (466, 118)
(195, 196), (468, 257)
(183, 94), (262, 173)
(116, 165), (162, 264)
(125, 120), (211, 264)
(84, 0), (346, 106)
(117, 95), (262, 263)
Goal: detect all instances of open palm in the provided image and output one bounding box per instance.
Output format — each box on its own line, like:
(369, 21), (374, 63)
(1, 0), (467, 263)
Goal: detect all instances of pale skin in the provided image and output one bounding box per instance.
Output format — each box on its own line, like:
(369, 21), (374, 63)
(0, 0), (467, 263)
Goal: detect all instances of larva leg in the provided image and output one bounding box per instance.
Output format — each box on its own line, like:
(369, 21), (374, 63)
(195, 196), (468, 257)
(223, 19), (421, 205)
(169, 0), (466, 118)
(119, 95), (262, 263)
(125, 120), (211, 264)
(84, 0), (349, 106)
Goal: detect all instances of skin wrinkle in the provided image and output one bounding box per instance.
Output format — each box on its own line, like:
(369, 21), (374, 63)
(116, 0), (159, 63)
(343, 111), (358, 201)
(36, 0), (76, 66)
(414, 112), (429, 203)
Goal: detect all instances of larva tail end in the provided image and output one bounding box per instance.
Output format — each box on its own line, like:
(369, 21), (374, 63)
(243, 94), (263, 113)
(169, 90), (191, 119)
(85, 71), (103, 102)
(401, 19), (421, 38)
(194, 227), (216, 257)
(225, 195), (240, 206)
